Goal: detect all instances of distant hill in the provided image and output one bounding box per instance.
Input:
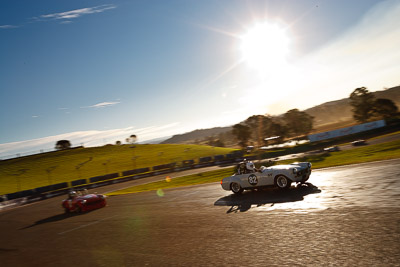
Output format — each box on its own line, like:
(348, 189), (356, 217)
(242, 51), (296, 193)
(305, 86), (400, 132)
(162, 86), (400, 144)
(161, 127), (232, 144)
(141, 136), (171, 144)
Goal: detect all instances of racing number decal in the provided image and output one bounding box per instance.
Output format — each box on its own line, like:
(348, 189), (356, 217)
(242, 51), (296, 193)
(248, 174), (258, 186)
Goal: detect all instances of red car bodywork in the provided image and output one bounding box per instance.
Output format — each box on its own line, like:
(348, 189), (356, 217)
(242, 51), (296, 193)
(62, 194), (106, 213)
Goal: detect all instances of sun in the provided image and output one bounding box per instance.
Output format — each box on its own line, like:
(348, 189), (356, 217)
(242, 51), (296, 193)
(240, 22), (290, 74)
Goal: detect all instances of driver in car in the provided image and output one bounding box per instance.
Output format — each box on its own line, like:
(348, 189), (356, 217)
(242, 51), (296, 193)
(237, 159), (258, 174)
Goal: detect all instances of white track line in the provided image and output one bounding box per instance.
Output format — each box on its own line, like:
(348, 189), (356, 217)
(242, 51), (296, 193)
(58, 215), (117, 235)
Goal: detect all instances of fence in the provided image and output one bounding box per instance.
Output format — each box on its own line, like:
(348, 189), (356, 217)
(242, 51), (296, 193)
(308, 120), (386, 142)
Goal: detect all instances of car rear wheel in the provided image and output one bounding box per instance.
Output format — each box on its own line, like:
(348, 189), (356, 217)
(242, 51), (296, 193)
(275, 175), (291, 189)
(231, 182), (243, 194)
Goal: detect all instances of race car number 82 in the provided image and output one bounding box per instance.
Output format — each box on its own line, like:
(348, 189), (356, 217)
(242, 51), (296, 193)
(248, 174), (258, 186)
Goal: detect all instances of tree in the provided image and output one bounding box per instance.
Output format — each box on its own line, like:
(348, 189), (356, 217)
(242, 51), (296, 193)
(205, 136), (225, 147)
(283, 109), (314, 137)
(213, 139), (225, 147)
(55, 140), (71, 150)
(126, 134), (137, 144)
(350, 87), (376, 123)
(244, 115), (265, 147)
(263, 119), (287, 144)
(217, 131), (234, 147)
(373, 98), (399, 119)
(232, 123), (251, 148)
(115, 140), (122, 145)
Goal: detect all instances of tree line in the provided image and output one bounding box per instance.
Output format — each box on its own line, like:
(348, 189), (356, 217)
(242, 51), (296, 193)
(229, 87), (399, 149)
(350, 87), (398, 123)
(231, 109), (314, 149)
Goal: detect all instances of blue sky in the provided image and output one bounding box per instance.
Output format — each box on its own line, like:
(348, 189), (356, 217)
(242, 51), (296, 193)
(1, 0), (399, 157)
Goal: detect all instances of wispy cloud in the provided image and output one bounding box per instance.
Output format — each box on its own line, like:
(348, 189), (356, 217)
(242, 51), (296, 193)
(294, 0), (400, 105)
(0, 25), (18, 29)
(1, 4), (117, 29)
(83, 101), (121, 109)
(38, 4), (116, 21)
(240, 0), (400, 116)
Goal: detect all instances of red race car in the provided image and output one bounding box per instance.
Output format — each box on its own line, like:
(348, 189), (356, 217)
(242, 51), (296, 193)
(62, 190), (106, 213)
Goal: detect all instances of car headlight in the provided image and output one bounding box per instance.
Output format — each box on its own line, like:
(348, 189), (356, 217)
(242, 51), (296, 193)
(80, 200), (87, 204)
(292, 168), (299, 174)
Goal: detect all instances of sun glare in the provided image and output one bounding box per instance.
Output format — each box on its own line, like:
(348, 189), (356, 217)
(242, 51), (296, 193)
(240, 22), (290, 74)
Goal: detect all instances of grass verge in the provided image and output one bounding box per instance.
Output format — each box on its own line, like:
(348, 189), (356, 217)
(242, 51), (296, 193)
(0, 144), (236, 195)
(107, 168), (234, 196)
(279, 139), (400, 168)
(107, 139), (400, 196)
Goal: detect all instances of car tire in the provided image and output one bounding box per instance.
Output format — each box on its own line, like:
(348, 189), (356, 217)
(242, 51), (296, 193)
(275, 175), (291, 189)
(64, 208), (70, 214)
(231, 182), (243, 194)
(75, 205), (82, 213)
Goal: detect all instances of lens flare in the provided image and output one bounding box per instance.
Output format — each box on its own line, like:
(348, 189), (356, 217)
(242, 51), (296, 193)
(156, 189), (164, 197)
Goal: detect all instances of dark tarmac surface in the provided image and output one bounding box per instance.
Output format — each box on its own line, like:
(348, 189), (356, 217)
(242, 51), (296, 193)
(1, 159), (400, 266)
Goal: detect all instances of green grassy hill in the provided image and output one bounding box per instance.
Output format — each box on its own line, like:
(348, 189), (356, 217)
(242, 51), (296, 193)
(0, 144), (236, 195)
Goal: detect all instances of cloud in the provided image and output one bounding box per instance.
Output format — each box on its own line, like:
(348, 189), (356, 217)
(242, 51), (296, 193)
(38, 4), (116, 21)
(295, 0), (400, 102)
(1, 4), (116, 29)
(0, 25), (18, 29)
(245, 0), (400, 115)
(83, 101), (121, 108)
(0, 122), (181, 159)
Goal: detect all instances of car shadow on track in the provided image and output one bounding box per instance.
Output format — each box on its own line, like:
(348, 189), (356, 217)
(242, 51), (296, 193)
(214, 183), (321, 213)
(20, 211), (91, 230)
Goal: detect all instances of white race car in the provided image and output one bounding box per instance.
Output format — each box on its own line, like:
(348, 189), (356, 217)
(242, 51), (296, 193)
(221, 161), (312, 194)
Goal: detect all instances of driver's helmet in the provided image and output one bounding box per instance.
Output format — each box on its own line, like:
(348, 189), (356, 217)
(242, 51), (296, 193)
(246, 161), (255, 171)
(68, 191), (77, 198)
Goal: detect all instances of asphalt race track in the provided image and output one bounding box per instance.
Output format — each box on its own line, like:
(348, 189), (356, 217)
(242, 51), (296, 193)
(1, 159), (400, 266)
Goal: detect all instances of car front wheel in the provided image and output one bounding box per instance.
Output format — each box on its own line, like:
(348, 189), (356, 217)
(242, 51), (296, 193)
(275, 175), (291, 189)
(231, 182), (243, 194)
(75, 205), (82, 213)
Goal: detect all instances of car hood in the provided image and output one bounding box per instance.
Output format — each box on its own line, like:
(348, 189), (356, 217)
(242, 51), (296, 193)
(63, 194), (103, 202)
(267, 165), (299, 170)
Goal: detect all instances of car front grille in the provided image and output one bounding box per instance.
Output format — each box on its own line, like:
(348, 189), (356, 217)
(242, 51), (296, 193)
(297, 168), (310, 177)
